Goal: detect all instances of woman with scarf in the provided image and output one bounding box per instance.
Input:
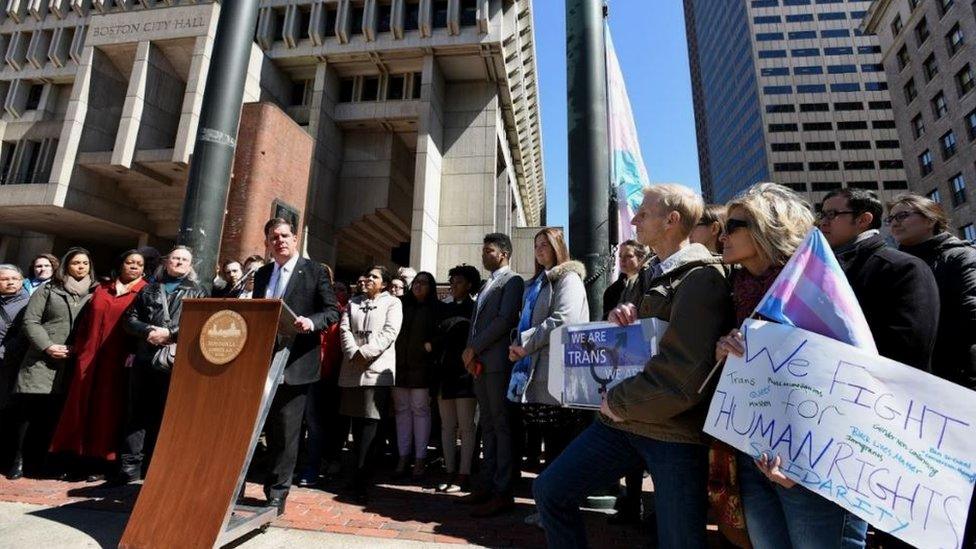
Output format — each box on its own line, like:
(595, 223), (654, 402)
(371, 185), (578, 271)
(507, 227), (589, 524)
(7, 248), (95, 480)
(712, 184), (867, 549)
(49, 250), (147, 482)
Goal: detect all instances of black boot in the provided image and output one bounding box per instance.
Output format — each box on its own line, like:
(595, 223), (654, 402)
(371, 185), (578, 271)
(109, 463), (141, 485)
(6, 454), (23, 480)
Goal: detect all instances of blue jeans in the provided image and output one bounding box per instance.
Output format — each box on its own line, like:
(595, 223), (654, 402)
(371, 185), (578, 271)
(737, 452), (867, 549)
(533, 420), (708, 549)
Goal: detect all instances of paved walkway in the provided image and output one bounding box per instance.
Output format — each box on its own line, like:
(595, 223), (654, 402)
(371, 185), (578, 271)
(0, 472), (664, 548)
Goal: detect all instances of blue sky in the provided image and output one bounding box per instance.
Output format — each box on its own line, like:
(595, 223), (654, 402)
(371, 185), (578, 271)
(534, 0), (701, 230)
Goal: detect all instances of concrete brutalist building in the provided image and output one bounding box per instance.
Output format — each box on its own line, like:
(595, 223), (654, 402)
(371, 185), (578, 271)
(863, 0), (976, 241)
(684, 0), (909, 208)
(0, 0), (545, 280)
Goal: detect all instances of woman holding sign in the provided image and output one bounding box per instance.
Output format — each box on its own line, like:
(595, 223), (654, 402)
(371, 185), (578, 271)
(714, 183), (868, 548)
(507, 228), (589, 523)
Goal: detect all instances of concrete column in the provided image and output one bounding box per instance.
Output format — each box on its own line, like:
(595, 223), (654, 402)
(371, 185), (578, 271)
(0, 235), (10, 263)
(173, 30), (217, 164)
(304, 61), (344, 263)
(48, 45), (94, 206)
(111, 40), (150, 169)
(408, 55), (444, 274)
(137, 232), (149, 248)
(434, 80), (499, 280)
(15, 231), (54, 268)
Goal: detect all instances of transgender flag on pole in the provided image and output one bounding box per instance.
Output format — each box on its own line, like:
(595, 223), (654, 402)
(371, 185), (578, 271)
(753, 228), (878, 353)
(606, 25), (650, 247)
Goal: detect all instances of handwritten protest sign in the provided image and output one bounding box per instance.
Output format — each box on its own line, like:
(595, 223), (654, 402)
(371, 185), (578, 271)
(547, 319), (666, 409)
(705, 319), (976, 549)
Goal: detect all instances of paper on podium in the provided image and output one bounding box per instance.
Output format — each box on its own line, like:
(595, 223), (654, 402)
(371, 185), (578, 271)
(547, 318), (668, 409)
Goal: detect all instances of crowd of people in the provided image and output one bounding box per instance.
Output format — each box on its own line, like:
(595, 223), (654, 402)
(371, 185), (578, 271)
(0, 183), (973, 548)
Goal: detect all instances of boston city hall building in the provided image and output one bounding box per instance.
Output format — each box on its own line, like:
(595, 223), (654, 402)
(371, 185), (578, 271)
(0, 0), (544, 280)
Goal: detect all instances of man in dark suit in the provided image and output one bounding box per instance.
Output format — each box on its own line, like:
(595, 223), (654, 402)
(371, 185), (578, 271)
(461, 233), (524, 517)
(252, 218), (340, 515)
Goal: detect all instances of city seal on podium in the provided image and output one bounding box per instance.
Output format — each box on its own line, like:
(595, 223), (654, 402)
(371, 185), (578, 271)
(199, 310), (248, 365)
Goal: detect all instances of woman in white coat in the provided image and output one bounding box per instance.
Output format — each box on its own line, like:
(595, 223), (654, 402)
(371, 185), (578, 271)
(338, 265), (402, 502)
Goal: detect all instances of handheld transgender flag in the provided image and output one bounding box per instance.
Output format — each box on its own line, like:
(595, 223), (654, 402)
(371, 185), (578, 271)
(753, 228), (878, 353)
(606, 25), (650, 248)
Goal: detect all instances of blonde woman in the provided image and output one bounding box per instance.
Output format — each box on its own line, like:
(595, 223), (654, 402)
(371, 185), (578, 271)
(713, 183), (866, 548)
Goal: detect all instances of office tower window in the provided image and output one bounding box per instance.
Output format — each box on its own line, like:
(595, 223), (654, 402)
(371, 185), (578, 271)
(939, 0), (955, 17)
(916, 17), (930, 46)
(923, 54), (939, 81)
(891, 15), (903, 36)
(932, 91), (949, 118)
(919, 150), (934, 176)
(912, 114), (925, 139)
(950, 173), (967, 205)
(897, 45), (910, 70)
(947, 23), (964, 55)
(904, 78), (918, 103)
(957, 65), (975, 96)
(941, 130), (958, 158)
(962, 223), (976, 241)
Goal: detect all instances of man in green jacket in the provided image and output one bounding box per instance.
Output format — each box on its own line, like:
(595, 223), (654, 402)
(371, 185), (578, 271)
(534, 184), (733, 548)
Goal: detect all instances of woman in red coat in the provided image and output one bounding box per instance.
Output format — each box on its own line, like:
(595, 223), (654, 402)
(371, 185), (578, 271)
(50, 250), (146, 481)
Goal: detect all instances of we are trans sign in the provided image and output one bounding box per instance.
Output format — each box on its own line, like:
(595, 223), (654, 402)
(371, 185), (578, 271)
(705, 320), (976, 549)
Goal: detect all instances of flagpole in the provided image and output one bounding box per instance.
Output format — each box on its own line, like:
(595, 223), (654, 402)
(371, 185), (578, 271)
(566, 0), (611, 321)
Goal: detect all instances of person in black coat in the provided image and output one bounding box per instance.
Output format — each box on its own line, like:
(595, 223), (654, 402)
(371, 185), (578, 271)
(887, 193), (976, 549)
(251, 218), (339, 515)
(818, 189), (940, 372)
(887, 194), (976, 388)
(391, 271), (441, 479)
(433, 265), (480, 493)
(117, 245), (207, 483)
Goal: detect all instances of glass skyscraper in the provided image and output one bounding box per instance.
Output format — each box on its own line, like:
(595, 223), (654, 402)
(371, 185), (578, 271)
(685, 0), (908, 205)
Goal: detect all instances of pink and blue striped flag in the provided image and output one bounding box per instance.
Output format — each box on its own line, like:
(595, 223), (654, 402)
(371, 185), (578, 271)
(754, 228), (878, 353)
(606, 25), (650, 248)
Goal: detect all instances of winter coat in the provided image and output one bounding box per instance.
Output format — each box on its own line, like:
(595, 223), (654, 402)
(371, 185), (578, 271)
(124, 277), (208, 370)
(0, 289), (30, 405)
(50, 278), (146, 459)
(338, 292), (402, 388)
(603, 244), (734, 445)
(514, 261), (590, 405)
(432, 298), (476, 399)
(835, 233), (940, 371)
(0, 289), (29, 363)
(602, 265), (649, 320)
(395, 297), (441, 388)
(16, 282), (93, 395)
(900, 232), (976, 389)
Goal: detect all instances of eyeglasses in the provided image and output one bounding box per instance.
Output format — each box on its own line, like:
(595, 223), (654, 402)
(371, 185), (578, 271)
(884, 211), (919, 225)
(721, 218), (750, 236)
(817, 210), (856, 221)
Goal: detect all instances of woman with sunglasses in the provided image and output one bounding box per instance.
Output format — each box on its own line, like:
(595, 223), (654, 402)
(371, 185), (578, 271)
(712, 184), (869, 548)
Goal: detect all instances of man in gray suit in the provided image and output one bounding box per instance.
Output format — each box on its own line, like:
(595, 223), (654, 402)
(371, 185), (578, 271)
(461, 233), (524, 517)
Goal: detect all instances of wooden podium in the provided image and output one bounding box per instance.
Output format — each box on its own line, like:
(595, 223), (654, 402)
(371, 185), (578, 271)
(119, 299), (296, 549)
